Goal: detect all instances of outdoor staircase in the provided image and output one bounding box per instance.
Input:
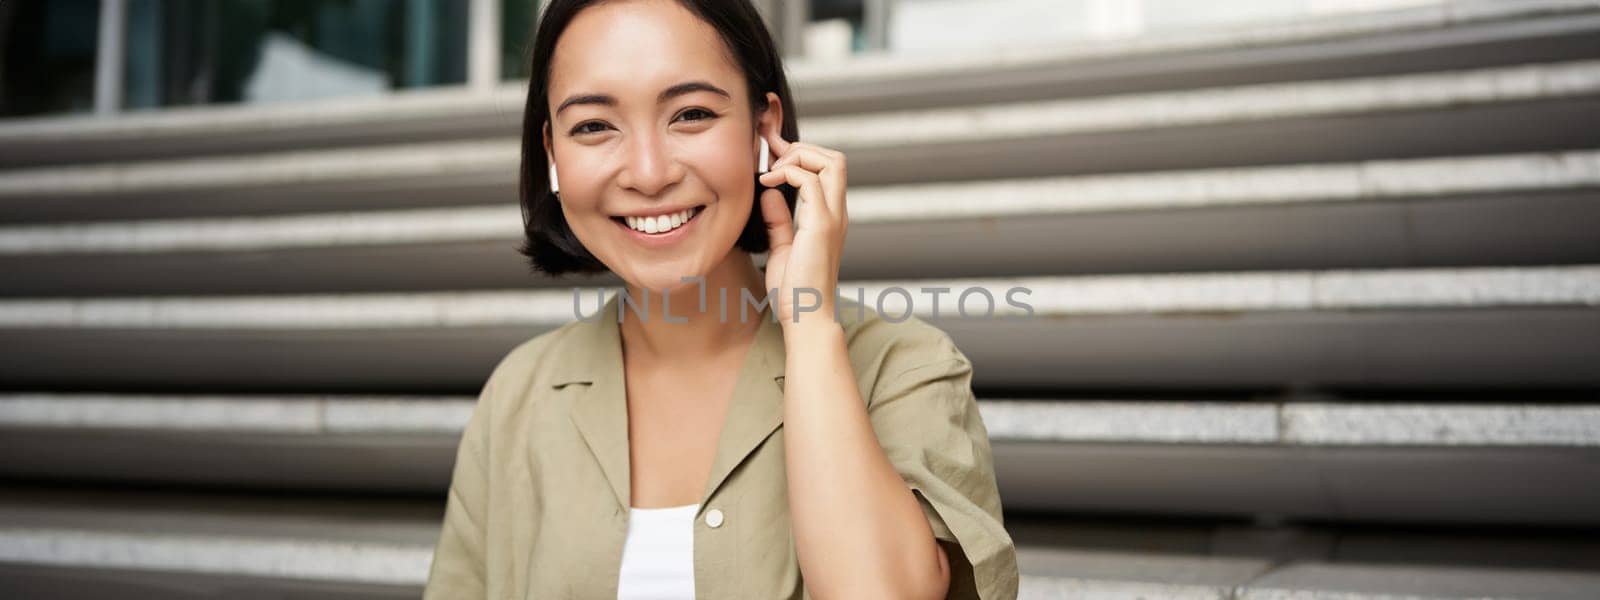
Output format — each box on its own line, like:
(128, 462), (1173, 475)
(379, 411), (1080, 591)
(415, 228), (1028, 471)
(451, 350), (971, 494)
(1, 1), (1598, 597)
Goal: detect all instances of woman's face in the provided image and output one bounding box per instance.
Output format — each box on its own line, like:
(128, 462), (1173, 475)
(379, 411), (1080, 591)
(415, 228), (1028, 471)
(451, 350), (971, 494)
(544, 0), (780, 294)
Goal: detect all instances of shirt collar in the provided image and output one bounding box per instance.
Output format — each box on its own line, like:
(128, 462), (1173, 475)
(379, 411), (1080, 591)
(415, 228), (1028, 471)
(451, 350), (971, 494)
(559, 292), (788, 512)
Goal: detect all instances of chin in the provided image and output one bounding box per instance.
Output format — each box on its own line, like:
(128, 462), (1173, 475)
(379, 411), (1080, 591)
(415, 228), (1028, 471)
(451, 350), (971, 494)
(625, 263), (709, 294)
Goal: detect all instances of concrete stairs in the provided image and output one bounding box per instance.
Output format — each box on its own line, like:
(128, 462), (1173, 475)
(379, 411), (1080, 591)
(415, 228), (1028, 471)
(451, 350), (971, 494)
(1, 0), (1597, 597)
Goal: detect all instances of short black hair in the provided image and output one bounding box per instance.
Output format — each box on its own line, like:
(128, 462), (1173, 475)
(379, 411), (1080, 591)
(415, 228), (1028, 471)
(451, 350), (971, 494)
(516, 0), (801, 277)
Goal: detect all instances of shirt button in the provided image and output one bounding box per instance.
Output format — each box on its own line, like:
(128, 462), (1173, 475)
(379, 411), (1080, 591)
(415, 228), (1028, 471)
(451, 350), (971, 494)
(704, 508), (725, 528)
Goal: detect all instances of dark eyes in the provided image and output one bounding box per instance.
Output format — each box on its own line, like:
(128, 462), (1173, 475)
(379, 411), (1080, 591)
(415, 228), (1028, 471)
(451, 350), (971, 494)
(569, 108), (718, 136)
(678, 108), (716, 122)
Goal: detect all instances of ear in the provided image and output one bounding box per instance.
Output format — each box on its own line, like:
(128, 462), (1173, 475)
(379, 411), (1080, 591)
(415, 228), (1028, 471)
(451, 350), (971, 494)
(754, 91), (783, 155)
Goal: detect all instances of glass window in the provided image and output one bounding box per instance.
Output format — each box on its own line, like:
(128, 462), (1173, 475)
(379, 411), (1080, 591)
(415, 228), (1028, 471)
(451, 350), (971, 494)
(806, 0), (867, 61)
(0, 0), (101, 117)
(124, 0), (467, 110)
(887, 0), (1446, 57)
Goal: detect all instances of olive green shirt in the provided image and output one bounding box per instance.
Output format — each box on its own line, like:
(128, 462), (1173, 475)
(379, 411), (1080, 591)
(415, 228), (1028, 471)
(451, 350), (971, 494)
(422, 294), (1019, 599)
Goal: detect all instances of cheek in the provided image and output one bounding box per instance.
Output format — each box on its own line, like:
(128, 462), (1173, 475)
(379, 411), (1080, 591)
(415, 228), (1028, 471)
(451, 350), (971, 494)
(556, 189), (603, 237)
(705, 154), (756, 237)
(552, 173), (611, 250)
(552, 157), (613, 237)
(559, 153), (607, 202)
(690, 133), (756, 207)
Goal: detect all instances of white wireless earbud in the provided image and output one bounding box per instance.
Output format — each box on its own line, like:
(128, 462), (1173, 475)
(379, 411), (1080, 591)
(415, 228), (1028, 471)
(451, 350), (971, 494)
(758, 138), (770, 174)
(549, 161), (560, 193)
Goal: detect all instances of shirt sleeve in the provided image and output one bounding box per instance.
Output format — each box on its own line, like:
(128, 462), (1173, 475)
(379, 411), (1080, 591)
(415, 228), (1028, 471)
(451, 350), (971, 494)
(867, 345), (1020, 600)
(422, 373), (496, 599)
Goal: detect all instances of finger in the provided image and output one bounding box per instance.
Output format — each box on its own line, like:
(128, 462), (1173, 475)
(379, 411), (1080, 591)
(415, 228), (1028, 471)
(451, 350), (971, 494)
(758, 187), (793, 251)
(758, 164), (831, 228)
(769, 143), (843, 174)
(768, 145), (846, 216)
(761, 130), (793, 162)
(773, 141), (843, 165)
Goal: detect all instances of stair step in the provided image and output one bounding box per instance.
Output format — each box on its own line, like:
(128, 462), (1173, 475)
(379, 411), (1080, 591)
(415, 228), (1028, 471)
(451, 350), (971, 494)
(1, 0), (1593, 590)
(985, 400), (1600, 446)
(1, 0), (1595, 169)
(1234, 561), (1600, 600)
(0, 266), (1592, 389)
(3, 484), (1598, 598)
(2, 150), (1596, 295)
(3, 394), (1597, 523)
(1018, 547), (1600, 600)
(3, 61), (1597, 223)
(0, 487), (438, 596)
(5, 394), (1594, 445)
(0, 563), (419, 600)
(4, 266), (1590, 328)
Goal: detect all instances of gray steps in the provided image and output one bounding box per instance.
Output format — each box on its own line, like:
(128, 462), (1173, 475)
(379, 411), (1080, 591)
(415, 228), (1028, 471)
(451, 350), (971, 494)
(1, 2), (1597, 596)
(3, 61), (1598, 223)
(990, 401), (1600, 524)
(0, 487), (438, 598)
(3, 484), (1599, 599)
(0, 139), (519, 223)
(2, 0), (1594, 169)
(0, 394), (466, 492)
(1, 151), (1596, 296)
(1016, 547), (1600, 600)
(0, 265), (1593, 390)
(994, 439), (1600, 525)
(0, 564), (419, 600)
(5, 393), (1599, 524)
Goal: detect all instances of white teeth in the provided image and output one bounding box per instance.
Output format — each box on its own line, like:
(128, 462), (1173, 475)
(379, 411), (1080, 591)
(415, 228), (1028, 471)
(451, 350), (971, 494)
(624, 207), (698, 234)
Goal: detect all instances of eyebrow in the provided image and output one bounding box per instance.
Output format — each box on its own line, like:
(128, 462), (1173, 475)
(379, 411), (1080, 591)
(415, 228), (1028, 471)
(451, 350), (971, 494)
(555, 80), (732, 117)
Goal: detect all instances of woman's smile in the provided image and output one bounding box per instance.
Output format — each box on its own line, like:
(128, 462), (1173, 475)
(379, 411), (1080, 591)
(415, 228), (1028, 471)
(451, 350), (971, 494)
(611, 203), (708, 247)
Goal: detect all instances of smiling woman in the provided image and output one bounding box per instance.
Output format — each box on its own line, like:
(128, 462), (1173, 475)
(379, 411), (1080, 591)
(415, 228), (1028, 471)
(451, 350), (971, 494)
(517, 1), (799, 287)
(422, 1), (1019, 599)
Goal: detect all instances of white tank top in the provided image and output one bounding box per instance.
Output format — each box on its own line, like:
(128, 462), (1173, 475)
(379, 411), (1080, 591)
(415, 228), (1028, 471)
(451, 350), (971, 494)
(616, 502), (698, 599)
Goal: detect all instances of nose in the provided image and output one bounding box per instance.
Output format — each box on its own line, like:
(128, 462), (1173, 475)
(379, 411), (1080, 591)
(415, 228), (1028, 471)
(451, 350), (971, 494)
(616, 129), (685, 197)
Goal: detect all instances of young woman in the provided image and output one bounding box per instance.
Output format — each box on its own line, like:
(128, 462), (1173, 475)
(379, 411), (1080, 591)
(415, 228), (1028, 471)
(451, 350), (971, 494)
(423, 1), (1018, 598)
